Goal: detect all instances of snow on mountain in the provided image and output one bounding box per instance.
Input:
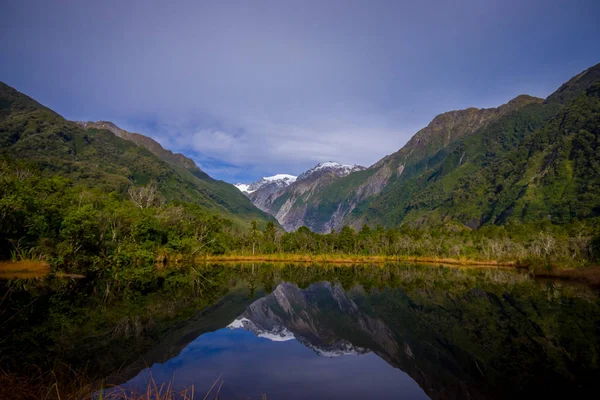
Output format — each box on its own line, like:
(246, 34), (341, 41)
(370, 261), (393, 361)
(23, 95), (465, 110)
(299, 338), (370, 358)
(234, 183), (252, 192)
(297, 161), (366, 181)
(235, 174), (297, 194)
(263, 174), (297, 183)
(228, 317), (296, 342)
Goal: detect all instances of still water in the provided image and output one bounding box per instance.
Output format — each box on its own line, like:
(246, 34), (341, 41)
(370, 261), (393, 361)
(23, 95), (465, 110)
(1, 263), (599, 399)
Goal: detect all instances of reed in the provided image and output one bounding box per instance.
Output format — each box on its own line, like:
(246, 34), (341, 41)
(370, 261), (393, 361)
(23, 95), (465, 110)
(0, 362), (221, 400)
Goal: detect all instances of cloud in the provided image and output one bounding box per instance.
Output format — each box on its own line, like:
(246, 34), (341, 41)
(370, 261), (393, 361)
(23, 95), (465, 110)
(155, 109), (407, 181)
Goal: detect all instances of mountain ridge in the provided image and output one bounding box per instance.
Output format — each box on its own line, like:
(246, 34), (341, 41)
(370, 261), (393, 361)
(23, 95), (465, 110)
(0, 82), (276, 228)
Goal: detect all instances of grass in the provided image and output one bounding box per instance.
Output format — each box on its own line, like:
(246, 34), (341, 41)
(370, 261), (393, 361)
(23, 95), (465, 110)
(0, 361), (222, 400)
(197, 253), (600, 286)
(0, 260), (85, 279)
(0, 260), (51, 279)
(197, 252), (521, 267)
(0, 260), (50, 273)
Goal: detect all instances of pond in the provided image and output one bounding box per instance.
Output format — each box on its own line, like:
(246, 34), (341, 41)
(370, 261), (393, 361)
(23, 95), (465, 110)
(1, 263), (599, 399)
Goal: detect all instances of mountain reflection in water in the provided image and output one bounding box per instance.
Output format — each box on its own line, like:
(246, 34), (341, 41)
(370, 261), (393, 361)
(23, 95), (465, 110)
(1, 263), (599, 399)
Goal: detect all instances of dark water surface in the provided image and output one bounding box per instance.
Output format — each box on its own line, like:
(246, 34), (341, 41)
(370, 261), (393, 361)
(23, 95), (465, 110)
(1, 263), (599, 399)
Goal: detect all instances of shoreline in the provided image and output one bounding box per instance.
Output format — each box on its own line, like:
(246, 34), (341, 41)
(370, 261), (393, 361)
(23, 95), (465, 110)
(197, 254), (521, 267)
(2, 257), (599, 287)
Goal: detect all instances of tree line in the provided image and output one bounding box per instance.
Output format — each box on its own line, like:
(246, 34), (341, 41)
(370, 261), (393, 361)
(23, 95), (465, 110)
(1, 160), (599, 275)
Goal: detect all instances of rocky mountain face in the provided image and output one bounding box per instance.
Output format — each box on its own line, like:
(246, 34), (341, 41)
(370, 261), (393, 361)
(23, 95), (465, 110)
(228, 282), (393, 358)
(235, 174), (297, 194)
(296, 162), (366, 180)
(236, 162), (367, 232)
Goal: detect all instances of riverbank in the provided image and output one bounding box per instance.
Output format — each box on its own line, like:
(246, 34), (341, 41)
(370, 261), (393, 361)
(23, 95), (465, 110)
(198, 253), (600, 287)
(198, 253), (521, 266)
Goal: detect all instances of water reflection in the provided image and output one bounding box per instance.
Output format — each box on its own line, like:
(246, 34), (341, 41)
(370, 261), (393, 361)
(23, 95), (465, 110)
(1, 263), (599, 399)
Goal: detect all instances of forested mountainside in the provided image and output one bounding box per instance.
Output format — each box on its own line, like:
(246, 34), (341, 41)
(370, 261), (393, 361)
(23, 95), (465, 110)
(75, 121), (205, 177)
(243, 63), (600, 233)
(353, 63), (600, 229)
(0, 82), (275, 228)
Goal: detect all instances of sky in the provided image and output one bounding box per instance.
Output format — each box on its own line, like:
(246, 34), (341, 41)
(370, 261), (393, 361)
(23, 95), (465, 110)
(1, 0), (599, 183)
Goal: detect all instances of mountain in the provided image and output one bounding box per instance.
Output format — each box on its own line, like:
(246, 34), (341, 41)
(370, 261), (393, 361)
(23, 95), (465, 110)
(296, 161), (366, 180)
(75, 121), (205, 177)
(223, 277), (598, 400)
(0, 82), (275, 227)
(227, 282), (381, 358)
(238, 162), (366, 231)
(235, 173), (297, 194)
(353, 63), (600, 228)
(249, 63), (600, 232)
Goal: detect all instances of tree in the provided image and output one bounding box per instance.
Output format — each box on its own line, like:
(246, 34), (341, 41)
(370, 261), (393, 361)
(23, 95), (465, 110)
(262, 221), (277, 253)
(337, 226), (356, 253)
(127, 182), (161, 208)
(250, 220), (260, 255)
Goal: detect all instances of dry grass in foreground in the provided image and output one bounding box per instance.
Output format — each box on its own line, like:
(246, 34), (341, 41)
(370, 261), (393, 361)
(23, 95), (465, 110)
(0, 363), (223, 400)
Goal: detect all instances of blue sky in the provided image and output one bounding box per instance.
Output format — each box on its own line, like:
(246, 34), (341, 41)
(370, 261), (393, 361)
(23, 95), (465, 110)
(1, 0), (599, 183)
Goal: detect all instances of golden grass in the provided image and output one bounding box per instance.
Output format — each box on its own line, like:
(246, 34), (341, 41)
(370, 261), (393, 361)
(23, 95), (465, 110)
(0, 260), (85, 279)
(0, 260), (50, 273)
(0, 260), (51, 279)
(197, 253), (520, 267)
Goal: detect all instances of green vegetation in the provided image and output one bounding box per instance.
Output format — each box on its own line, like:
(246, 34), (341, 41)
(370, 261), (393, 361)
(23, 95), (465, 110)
(262, 64), (600, 239)
(353, 65), (600, 231)
(1, 159), (599, 272)
(0, 82), (275, 228)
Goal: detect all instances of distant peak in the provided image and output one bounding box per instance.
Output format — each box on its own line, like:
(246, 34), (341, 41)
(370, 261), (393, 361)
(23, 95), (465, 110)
(235, 173), (297, 193)
(505, 94), (543, 107)
(297, 161), (366, 181)
(263, 174), (297, 182)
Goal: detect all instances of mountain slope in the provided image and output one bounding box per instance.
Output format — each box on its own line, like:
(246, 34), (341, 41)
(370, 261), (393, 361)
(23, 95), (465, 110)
(0, 82), (275, 227)
(235, 174), (297, 194)
(256, 63), (599, 232)
(245, 162), (367, 231)
(76, 121), (207, 178)
(354, 63), (600, 228)
(258, 96), (543, 232)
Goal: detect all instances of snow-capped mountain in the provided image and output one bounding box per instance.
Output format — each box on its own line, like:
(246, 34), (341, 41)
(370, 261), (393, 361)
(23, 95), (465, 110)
(235, 162), (367, 231)
(297, 161), (366, 181)
(228, 315), (369, 356)
(228, 317), (296, 342)
(225, 282), (391, 359)
(235, 174), (297, 194)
